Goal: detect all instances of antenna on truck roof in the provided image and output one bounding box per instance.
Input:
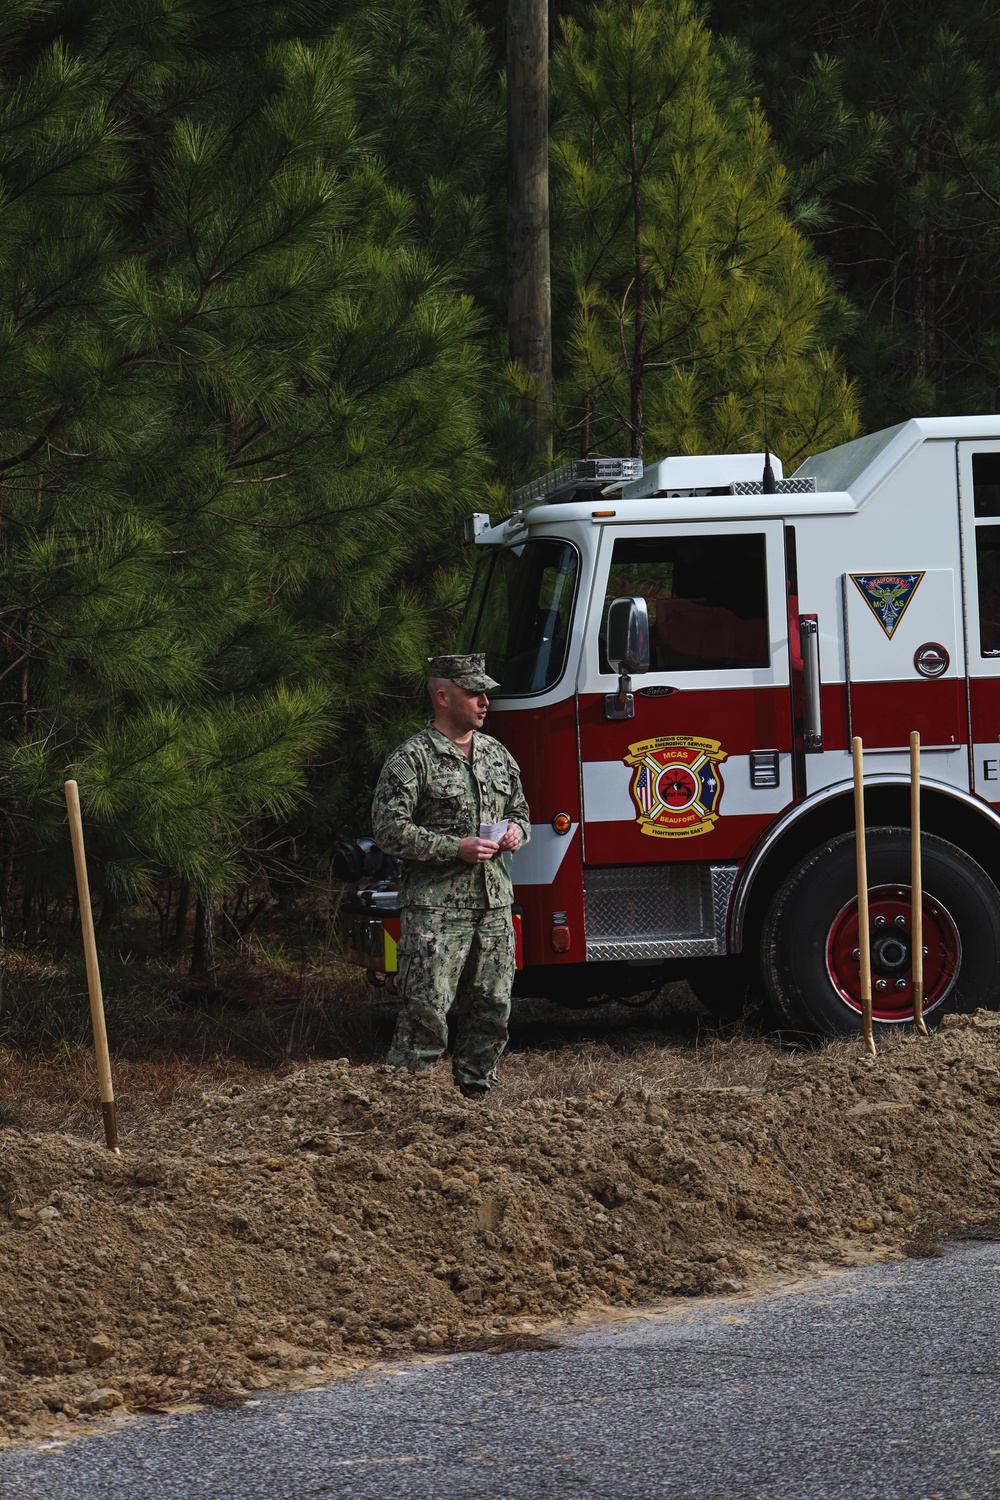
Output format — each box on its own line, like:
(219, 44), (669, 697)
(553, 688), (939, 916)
(761, 368), (777, 494)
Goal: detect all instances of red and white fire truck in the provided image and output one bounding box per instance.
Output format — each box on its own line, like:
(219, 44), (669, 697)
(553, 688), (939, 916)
(342, 416), (1000, 1036)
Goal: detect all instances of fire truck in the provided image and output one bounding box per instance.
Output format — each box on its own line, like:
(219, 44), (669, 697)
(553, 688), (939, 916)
(340, 416), (1000, 1037)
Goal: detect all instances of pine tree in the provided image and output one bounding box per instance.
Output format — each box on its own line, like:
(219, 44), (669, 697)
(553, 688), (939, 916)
(706, 0), (1000, 427)
(351, 0), (554, 493)
(353, 0), (506, 319)
(0, 0), (485, 939)
(550, 0), (860, 468)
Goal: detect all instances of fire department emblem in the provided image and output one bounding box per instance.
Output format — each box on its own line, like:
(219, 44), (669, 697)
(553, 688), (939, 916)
(850, 572), (924, 638)
(623, 735), (727, 839)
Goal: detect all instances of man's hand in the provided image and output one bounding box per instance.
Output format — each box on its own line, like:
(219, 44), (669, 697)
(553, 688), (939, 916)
(498, 825), (522, 853)
(458, 836), (500, 864)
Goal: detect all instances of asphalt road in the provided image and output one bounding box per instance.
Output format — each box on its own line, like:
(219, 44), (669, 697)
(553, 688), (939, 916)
(3, 1240), (1000, 1500)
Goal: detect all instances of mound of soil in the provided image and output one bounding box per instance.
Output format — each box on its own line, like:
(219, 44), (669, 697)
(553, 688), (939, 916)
(3, 1012), (1000, 1445)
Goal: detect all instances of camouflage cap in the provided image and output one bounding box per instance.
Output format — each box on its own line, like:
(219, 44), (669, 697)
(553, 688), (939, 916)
(427, 653), (499, 692)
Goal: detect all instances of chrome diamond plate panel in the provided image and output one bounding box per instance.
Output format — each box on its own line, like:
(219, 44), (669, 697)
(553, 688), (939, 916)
(584, 863), (737, 961)
(729, 477), (817, 495)
(585, 864), (711, 940)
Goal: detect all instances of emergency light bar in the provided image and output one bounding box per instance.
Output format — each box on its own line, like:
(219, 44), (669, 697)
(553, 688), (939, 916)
(510, 457), (644, 510)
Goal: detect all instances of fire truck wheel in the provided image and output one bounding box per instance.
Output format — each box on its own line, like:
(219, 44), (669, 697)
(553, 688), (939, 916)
(762, 827), (1000, 1035)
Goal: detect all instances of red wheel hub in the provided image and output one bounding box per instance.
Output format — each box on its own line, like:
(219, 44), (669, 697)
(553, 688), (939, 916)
(825, 883), (961, 1023)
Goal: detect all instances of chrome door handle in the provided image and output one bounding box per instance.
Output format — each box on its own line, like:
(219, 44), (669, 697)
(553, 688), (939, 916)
(800, 615), (823, 751)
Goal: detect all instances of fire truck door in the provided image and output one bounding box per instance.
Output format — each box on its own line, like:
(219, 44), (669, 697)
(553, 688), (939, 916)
(577, 520), (795, 874)
(842, 568), (963, 751)
(959, 440), (1000, 803)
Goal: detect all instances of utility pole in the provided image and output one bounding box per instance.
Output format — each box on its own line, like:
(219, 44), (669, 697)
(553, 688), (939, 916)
(507, 0), (552, 465)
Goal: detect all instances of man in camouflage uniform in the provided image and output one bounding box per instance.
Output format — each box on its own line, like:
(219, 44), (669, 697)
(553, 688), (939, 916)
(371, 654), (531, 1098)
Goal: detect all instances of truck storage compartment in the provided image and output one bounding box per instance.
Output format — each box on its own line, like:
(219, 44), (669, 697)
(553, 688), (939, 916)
(583, 863), (737, 961)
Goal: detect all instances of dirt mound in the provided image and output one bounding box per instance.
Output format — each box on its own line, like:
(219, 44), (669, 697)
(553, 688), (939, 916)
(3, 1012), (1000, 1445)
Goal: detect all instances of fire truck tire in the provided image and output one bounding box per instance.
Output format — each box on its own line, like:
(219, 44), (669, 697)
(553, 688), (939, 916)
(762, 827), (1000, 1036)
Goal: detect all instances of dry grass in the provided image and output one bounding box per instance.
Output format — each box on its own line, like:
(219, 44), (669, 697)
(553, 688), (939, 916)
(499, 1011), (919, 1107)
(0, 938), (402, 1135)
(4, 923), (904, 1135)
(0, 1050), (272, 1135)
(0, 966), (745, 1135)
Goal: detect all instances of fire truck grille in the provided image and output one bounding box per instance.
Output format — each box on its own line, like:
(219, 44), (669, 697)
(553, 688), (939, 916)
(583, 863), (737, 961)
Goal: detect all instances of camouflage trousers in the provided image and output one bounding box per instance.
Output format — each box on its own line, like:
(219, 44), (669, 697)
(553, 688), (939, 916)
(387, 907), (516, 1089)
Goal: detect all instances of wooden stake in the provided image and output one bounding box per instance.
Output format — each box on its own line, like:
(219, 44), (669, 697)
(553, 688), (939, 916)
(910, 731), (928, 1036)
(851, 737), (876, 1058)
(64, 780), (119, 1153)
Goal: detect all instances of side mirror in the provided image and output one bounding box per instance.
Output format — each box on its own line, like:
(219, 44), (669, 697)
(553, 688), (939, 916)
(607, 596), (650, 673)
(605, 596), (649, 720)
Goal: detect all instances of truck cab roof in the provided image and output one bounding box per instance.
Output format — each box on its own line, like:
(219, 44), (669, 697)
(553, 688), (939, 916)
(478, 416), (1000, 542)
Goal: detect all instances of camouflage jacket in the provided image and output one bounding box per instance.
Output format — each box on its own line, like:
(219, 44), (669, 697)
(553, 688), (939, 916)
(371, 727), (531, 910)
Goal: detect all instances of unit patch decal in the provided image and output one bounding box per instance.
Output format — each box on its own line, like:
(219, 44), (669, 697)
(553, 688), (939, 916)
(623, 735), (727, 839)
(849, 571), (925, 638)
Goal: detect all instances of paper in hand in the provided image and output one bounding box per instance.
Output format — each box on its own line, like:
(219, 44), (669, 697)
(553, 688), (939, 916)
(479, 821), (508, 843)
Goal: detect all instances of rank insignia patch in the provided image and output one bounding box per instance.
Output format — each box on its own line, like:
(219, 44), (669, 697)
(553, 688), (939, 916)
(849, 572), (924, 639)
(624, 735), (727, 839)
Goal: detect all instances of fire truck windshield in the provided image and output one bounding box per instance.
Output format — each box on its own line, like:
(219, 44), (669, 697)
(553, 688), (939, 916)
(458, 539), (579, 695)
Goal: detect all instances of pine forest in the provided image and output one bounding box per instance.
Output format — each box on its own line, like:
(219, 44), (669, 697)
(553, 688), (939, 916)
(0, 0), (990, 1015)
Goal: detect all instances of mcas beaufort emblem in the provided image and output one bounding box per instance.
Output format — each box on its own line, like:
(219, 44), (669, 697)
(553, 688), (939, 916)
(850, 572), (924, 639)
(624, 735), (727, 839)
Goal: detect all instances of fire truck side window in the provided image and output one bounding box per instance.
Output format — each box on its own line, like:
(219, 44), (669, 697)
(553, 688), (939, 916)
(975, 525), (1000, 656)
(458, 539), (579, 694)
(972, 455), (1000, 654)
(600, 535), (770, 672)
(973, 453), (1000, 517)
